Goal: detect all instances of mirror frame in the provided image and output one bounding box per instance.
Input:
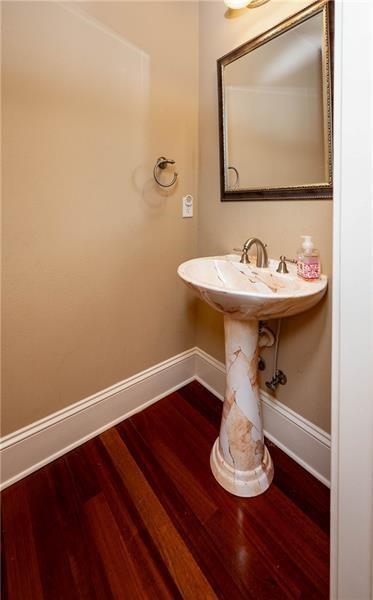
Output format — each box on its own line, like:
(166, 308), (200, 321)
(217, 0), (334, 201)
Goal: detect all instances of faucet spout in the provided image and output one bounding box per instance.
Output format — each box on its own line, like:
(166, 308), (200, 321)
(241, 237), (268, 268)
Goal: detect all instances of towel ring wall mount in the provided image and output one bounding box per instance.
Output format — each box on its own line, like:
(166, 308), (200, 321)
(153, 157), (178, 188)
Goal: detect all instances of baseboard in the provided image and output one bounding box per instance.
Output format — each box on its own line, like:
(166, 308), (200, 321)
(1, 346), (331, 490)
(195, 347), (331, 487)
(0, 349), (196, 490)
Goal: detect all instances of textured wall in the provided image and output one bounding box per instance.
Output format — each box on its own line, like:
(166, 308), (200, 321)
(197, 0), (332, 432)
(1, 1), (199, 434)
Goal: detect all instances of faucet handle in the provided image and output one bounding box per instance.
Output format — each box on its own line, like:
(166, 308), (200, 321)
(240, 251), (250, 264)
(233, 247), (250, 264)
(276, 256), (289, 274)
(276, 256), (297, 273)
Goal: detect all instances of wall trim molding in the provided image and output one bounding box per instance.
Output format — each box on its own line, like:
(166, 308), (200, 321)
(330, 2), (373, 596)
(0, 349), (196, 490)
(0, 346), (331, 490)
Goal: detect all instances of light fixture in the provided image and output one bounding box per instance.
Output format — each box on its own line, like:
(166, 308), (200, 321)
(224, 0), (252, 8)
(224, 0), (269, 9)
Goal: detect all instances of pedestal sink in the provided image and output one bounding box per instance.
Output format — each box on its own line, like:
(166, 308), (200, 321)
(177, 254), (327, 497)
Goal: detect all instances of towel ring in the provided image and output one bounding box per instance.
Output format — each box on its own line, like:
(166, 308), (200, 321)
(228, 166), (240, 190)
(153, 157), (178, 188)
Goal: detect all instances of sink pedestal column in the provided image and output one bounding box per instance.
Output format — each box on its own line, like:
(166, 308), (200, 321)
(210, 316), (274, 497)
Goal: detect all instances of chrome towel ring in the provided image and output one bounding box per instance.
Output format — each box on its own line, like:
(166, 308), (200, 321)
(153, 157), (178, 188)
(228, 166), (240, 190)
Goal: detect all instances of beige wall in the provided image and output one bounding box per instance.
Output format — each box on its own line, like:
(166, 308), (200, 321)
(1, 0), (332, 437)
(1, 1), (199, 435)
(197, 0), (332, 432)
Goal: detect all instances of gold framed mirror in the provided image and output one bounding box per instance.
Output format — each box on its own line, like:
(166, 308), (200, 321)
(218, 0), (333, 201)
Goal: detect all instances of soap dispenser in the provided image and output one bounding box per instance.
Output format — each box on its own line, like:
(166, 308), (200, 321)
(297, 235), (320, 281)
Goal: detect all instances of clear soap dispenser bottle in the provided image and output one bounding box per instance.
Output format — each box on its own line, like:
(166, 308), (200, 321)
(297, 235), (320, 281)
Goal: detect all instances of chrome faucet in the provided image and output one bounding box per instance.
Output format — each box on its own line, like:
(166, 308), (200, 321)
(240, 237), (269, 268)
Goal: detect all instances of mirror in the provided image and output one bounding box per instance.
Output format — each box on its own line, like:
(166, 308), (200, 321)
(218, 0), (333, 201)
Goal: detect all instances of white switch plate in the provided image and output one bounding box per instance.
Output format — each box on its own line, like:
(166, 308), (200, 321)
(182, 194), (193, 218)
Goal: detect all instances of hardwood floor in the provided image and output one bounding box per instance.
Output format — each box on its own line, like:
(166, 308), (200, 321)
(1, 381), (330, 599)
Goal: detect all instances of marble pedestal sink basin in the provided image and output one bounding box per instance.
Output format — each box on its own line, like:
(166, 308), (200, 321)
(178, 255), (327, 497)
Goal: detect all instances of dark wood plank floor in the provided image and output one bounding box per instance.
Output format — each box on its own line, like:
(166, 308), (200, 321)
(1, 381), (330, 599)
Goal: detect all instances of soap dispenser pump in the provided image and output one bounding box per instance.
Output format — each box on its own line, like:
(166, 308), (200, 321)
(297, 235), (320, 280)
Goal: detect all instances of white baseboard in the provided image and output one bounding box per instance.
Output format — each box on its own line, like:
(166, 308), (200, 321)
(0, 346), (331, 490)
(0, 349), (196, 490)
(195, 347), (331, 487)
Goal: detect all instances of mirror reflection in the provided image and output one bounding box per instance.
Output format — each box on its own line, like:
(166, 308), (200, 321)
(219, 2), (332, 200)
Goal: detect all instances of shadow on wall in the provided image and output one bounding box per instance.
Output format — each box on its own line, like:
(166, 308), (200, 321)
(2, 0), (199, 434)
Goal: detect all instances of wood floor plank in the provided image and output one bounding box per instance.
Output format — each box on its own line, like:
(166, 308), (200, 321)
(48, 456), (114, 600)
(1, 521), (7, 599)
(267, 440), (330, 534)
(25, 468), (79, 600)
(244, 488), (329, 592)
(178, 379), (222, 428)
(84, 437), (182, 600)
(1, 482), (44, 600)
(169, 387), (328, 596)
(125, 398), (327, 599)
(134, 391), (328, 590)
(1, 381), (330, 599)
(130, 394), (216, 484)
(118, 418), (249, 600)
(63, 444), (102, 504)
(123, 417), (217, 525)
(81, 439), (138, 541)
(100, 428), (218, 600)
(84, 493), (152, 599)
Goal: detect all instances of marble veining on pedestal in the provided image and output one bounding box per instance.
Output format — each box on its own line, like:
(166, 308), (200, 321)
(177, 254), (327, 498)
(210, 317), (274, 497)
